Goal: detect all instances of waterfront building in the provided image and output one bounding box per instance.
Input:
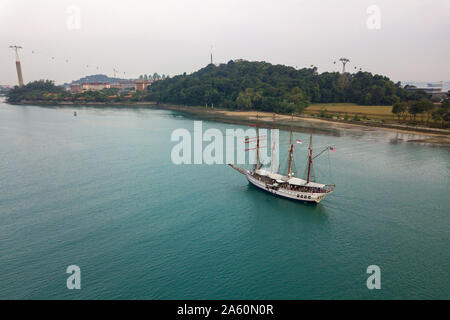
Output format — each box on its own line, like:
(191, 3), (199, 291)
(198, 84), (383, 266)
(135, 79), (153, 91)
(406, 82), (447, 100)
(70, 84), (82, 93)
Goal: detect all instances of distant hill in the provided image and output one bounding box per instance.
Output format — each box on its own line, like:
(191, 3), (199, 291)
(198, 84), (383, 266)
(147, 60), (428, 113)
(64, 74), (127, 86)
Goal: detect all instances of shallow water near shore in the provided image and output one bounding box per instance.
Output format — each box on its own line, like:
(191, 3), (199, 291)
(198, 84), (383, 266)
(0, 101), (449, 299)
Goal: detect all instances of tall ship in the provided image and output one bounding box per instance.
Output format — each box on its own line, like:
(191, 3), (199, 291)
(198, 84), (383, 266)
(229, 115), (335, 204)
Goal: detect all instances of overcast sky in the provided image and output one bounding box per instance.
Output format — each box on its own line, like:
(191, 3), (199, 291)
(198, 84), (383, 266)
(1, 0), (449, 85)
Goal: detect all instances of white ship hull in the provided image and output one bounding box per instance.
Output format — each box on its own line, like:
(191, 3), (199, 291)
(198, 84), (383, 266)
(228, 125), (335, 205)
(246, 172), (328, 204)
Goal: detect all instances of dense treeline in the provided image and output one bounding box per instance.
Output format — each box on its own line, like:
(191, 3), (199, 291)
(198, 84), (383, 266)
(6, 80), (66, 103)
(5, 70), (448, 128)
(6, 80), (147, 104)
(392, 93), (450, 127)
(146, 60), (429, 113)
(6, 60), (434, 116)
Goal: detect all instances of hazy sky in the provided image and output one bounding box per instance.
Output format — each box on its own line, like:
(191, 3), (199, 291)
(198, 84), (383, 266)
(1, 0), (449, 85)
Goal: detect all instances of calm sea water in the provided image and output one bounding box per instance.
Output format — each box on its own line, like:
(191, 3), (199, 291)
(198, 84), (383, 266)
(0, 100), (449, 299)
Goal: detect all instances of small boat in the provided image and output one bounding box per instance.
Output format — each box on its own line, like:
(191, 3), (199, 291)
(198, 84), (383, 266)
(229, 114), (335, 204)
(74, 111), (77, 116)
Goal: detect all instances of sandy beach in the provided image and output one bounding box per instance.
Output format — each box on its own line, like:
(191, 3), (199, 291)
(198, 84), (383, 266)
(158, 105), (450, 146)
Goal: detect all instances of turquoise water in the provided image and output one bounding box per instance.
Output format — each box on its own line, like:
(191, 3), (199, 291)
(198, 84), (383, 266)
(0, 100), (449, 299)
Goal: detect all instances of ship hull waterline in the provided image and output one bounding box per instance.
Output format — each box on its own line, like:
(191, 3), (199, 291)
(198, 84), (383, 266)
(245, 172), (329, 204)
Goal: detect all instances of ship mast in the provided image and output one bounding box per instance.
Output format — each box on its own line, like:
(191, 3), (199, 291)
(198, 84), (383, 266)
(287, 114), (294, 177)
(271, 113), (275, 173)
(306, 129), (313, 184)
(254, 112), (260, 171)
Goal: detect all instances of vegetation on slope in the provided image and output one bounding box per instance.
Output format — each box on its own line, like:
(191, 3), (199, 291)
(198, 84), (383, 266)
(146, 60), (429, 113)
(6, 80), (147, 104)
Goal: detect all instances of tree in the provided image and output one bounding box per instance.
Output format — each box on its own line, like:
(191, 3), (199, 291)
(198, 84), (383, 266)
(407, 99), (434, 123)
(431, 94), (449, 127)
(286, 87), (309, 113)
(408, 101), (425, 121)
(392, 102), (407, 122)
(236, 88), (254, 109)
(432, 108), (449, 127)
(420, 99), (434, 124)
(6, 80), (64, 103)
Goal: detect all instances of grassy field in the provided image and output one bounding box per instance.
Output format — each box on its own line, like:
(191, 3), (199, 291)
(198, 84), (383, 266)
(305, 103), (395, 122)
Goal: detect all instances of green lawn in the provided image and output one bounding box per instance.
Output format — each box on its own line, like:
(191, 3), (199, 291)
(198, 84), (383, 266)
(306, 103), (395, 122)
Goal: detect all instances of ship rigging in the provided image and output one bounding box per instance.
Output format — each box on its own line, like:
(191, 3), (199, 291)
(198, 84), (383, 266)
(229, 114), (335, 204)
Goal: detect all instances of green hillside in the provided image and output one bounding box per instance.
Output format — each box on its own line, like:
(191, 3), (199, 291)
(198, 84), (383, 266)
(146, 60), (428, 113)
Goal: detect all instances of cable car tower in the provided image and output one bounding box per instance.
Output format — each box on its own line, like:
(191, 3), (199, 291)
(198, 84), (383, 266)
(9, 45), (24, 86)
(339, 58), (350, 73)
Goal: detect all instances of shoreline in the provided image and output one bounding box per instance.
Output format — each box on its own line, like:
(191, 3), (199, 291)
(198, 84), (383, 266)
(4, 100), (450, 145)
(155, 104), (450, 146)
(8, 100), (158, 107)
